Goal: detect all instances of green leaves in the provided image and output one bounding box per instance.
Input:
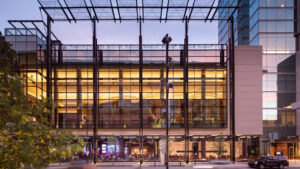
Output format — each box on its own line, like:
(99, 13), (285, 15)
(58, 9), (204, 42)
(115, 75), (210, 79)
(212, 136), (227, 159)
(0, 39), (83, 169)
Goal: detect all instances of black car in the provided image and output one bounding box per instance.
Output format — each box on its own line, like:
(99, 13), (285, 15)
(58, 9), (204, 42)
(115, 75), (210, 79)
(248, 156), (289, 169)
(273, 156), (289, 166)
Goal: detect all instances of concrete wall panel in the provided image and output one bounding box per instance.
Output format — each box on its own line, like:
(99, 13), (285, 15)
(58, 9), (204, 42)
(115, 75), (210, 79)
(235, 46), (263, 135)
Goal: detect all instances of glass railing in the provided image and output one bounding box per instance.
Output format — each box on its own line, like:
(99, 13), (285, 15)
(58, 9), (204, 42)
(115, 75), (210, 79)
(5, 28), (46, 44)
(53, 44), (227, 64)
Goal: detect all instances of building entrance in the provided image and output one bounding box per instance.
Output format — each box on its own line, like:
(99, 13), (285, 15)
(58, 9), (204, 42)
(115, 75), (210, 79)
(97, 137), (159, 162)
(270, 141), (296, 159)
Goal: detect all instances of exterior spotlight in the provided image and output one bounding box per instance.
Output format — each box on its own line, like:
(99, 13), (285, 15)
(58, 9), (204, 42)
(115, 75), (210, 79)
(162, 34), (172, 44)
(167, 82), (174, 89)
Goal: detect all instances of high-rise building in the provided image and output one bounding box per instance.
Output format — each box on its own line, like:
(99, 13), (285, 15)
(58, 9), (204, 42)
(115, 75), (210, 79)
(218, 0), (298, 159)
(218, 0), (250, 45)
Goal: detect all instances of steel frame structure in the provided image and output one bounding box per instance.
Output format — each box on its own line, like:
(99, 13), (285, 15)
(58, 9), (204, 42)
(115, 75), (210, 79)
(37, 0), (240, 22)
(7, 0), (241, 165)
(8, 20), (59, 41)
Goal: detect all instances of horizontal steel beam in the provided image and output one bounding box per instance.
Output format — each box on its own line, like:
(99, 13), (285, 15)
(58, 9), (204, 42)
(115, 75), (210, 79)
(8, 20), (59, 41)
(41, 6), (238, 9)
(48, 18), (232, 21)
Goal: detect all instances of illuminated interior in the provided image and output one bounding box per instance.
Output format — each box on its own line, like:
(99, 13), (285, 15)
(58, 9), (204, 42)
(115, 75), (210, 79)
(23, 65), (227, 129)
(22, 69), (47, 101)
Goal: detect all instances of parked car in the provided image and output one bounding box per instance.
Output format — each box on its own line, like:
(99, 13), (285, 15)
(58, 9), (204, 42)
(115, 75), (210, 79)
(273, 156), (289, 166)
(248, 156), (289, 169)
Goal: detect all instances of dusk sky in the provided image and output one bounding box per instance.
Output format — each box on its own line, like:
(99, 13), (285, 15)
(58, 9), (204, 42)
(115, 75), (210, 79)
(0, 0), (219, 44)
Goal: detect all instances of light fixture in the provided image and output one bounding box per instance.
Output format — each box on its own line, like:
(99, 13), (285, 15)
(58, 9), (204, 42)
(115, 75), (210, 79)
(162, 34), (172, 44)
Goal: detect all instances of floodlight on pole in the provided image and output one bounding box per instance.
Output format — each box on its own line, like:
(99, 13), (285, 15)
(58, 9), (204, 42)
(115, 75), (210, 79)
(162, 33), (173, 169)
(162, 34), (172, 44)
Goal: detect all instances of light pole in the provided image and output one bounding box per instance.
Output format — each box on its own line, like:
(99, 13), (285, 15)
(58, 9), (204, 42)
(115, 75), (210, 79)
(162, 34), (172, 169)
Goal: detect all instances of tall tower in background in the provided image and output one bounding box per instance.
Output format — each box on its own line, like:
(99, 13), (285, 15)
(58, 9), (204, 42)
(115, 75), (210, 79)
(218, 0), (297, 158)
(218, 0), (250, 45)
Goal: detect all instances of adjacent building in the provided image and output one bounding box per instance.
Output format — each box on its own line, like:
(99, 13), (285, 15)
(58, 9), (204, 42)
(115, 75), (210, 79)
(218, 0), (298, 159)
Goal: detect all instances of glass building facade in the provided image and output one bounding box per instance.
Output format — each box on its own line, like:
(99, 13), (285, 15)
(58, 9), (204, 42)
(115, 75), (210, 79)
(2, 0), (267, 163)
(218, 0), (250, 45)
(27, 43), (227, 130)
(219, 0), (297, 158)
(5, 27), (233, 161)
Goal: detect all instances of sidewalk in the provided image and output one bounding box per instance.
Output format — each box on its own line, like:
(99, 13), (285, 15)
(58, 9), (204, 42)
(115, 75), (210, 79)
(45, 160), (300, 169)
(288, 159), (300, 166)
(45, 161), (249, 169)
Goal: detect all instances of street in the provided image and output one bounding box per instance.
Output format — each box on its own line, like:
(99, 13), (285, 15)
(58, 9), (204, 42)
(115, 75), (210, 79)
(49, 166), (300, 169)
(46, 163), (300, 169)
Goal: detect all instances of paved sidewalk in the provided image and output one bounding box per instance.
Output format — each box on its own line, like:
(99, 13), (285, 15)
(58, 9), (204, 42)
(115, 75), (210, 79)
(45, 160), (300, 169)
(46, 162), (248, 169)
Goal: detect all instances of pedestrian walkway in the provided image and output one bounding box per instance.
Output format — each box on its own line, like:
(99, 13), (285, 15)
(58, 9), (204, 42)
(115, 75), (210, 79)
(45, 160), (300, 169)
(46, 161), (249, 169)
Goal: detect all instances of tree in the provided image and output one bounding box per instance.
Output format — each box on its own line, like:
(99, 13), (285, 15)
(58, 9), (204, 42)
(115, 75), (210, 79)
(49, 130), (85, 162)
(212, 136), (227, 160)
(107, 135), (117, 160)
(0, 38), (83, 168)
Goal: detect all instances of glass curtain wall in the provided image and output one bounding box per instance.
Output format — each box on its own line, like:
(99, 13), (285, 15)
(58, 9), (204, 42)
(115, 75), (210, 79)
(4, 28), (47, 106)
(218, 0), (250, 45)
(49, 45), (227, 129)
(97, 66), (226, 129)
(249, 0), (296, 158)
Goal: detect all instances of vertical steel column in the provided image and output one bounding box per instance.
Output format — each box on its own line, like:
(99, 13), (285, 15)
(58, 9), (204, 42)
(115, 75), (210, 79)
(184, 17), (189, 163)
(46, 15), (52, 126)
(229, 17), (236, 162)
(77, 69), (82, 129)
(58, 42), (63, 63)
(119, 69), (123, 129)
(92, 17), (99, 164)
(138, 17), (144, 166)
(162, 34), (172, 169)
(165, 40), (170, 169)
(54, 61), (58, 128)
(54, 41), (62, 128)
(294, 0), (297, 48)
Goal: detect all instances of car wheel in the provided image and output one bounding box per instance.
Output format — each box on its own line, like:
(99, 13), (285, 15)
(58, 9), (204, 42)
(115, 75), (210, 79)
(278, 164), (284, 169)
(259, 164), (265, 169)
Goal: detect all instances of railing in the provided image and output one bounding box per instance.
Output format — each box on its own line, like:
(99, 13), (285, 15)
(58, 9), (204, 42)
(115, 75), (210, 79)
(5, 28), (46, 43)
(52, 44), (227, 64)
(54, 120), (227, 129)
(59, 44), (226, 50)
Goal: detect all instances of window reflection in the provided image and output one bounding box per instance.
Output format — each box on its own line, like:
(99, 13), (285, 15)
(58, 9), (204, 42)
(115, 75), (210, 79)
(263, 110), (295, 126)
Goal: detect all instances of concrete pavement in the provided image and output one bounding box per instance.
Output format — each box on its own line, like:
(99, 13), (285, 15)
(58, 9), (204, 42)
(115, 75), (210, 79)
(45, 159), (300, 169)
(45, 162), (300, 169)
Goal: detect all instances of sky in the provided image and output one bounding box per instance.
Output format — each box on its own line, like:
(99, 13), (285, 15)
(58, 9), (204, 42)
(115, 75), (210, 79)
(0, 0), (219, 44)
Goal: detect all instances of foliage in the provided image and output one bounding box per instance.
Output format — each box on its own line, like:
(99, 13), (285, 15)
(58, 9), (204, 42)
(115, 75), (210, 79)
(0, 39), (83, 169)
(49, 130), (85, 162)
(212, 136), (227, 159)
(107, 135), (117, 159)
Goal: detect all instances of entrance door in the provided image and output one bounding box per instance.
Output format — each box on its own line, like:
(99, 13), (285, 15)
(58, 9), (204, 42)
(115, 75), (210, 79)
(192, 142), (199, 159)
(288, 146), (294, 159)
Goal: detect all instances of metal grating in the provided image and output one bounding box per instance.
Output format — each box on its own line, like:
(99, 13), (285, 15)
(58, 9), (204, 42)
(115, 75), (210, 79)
(38, 0), (240, 22)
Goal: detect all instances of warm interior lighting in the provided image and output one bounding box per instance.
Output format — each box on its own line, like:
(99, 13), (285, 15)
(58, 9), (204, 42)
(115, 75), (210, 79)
(58, 108), (77, 114)
(81, 70), (93, 78)
(29, 68), (226, 117)
(99, 70), (119, 78)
